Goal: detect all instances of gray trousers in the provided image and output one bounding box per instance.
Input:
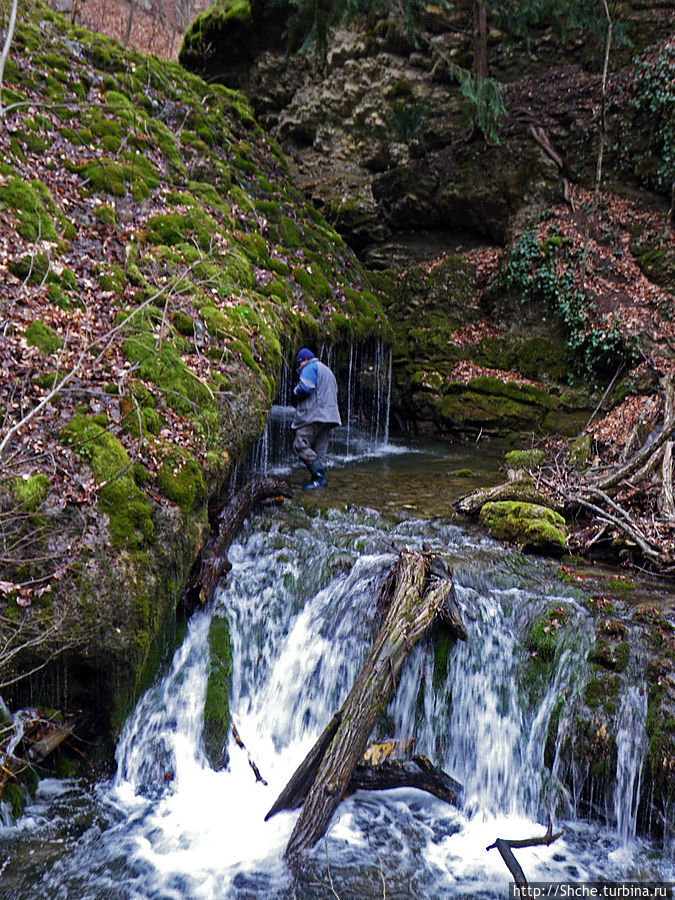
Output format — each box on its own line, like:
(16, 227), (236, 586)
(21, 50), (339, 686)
(293, 423), (334, 467)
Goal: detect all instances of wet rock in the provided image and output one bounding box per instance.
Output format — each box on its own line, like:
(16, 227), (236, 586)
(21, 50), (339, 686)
(479, 500), (568, 555)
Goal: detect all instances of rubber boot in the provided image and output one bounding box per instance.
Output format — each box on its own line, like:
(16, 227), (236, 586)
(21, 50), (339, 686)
(303, 458), (327, 490)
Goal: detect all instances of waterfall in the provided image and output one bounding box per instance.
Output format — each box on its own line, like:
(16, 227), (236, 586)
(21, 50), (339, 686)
(612, 684), (647, 843)
(239, 338), (394, 482)
(2, 462), (671, 897)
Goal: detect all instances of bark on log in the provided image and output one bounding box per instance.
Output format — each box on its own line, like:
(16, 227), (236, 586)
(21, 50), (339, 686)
(659, 440), (675, 520)
(350, 755), (462, 806)
(27, 720), (76, 762)
(268, 550), (464, 859)
(454, 472), (559, 516)
(182, 477), (291, 612)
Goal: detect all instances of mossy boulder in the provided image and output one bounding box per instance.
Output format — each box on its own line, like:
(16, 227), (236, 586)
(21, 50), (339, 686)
(504, 448), (544, 469)
(203, 611), (233, 769)
(568, 433), (592, 470)
(479, 500), (568, 555)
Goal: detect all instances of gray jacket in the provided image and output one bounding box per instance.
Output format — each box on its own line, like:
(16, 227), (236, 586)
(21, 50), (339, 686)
(292, 358), (342, 429)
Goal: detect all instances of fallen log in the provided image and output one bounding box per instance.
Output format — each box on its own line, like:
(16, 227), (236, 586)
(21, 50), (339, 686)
(27, 720), (76, 762)
(487, 815), (563, 888)
(267, 549), (465, 859)
(454, 471), (559, 517)
(182, 476), (291, 612)
(350, 755), (462, 806)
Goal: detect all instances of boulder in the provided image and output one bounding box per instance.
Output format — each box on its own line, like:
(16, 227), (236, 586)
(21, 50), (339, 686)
(479, 500), (568, 555)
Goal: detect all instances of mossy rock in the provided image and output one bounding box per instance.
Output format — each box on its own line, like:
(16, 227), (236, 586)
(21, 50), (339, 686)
(504, 448), (544, 469)
(0, 177), (59, 241)
(157, 450), (207, 514)
(25, 320), (62, 354)
(479, 500), (568, 555)
(59, 413), (154, 550)
(203, 611), (233, 769)
(568, 433), (592, 470)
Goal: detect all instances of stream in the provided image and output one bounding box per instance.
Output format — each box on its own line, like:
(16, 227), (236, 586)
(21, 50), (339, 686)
(0, 416), (674, 898)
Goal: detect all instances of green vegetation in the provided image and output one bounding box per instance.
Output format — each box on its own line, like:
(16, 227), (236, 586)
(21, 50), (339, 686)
(613, 43), (675, 195)
(12, 473), (50, 511)
(0, 177), (59, 241)
(504, 227), (637, 382)
(504, 449), (544, 469)
(480, 500), (568, 554)
(60, 414), (154, 550)
(25, 321), (62, 354)
(203, 612), (233, 769)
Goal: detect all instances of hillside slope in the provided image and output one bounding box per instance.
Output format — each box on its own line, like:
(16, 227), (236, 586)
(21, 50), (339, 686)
(0, 1), (387, 741)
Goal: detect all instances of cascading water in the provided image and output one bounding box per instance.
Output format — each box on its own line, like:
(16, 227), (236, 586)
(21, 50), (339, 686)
(1, 492), (670, 899)
(612, 684), (647, 844)
(243, 339), (393, 479)
(1, 412), (672, 897)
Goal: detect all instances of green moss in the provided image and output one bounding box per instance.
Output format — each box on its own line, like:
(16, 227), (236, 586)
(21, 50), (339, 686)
(568, 434), (592, 470)
(67, 158), (127, 196)
(584, 674), (621, 714)
(59, 414), (154, 549)
(433, 630), (452, 690)
(479, 501), (568, 554)
(504, 449), (544, 469)
(203, 611), (233, 769)
(292, 265), (333, 302)
(98, 263), (125, 292)
(25, 320), (62, 354)
(172, 311), (196, 335)
(121, 333), (214, 420)
(146, 207), (219, 250)
(3, 782), (26, 821)
(157, 451), (206, 513)
(0, 177), (58, 241)
(12, 473), (50, 511)
(93, 204), (117, 225)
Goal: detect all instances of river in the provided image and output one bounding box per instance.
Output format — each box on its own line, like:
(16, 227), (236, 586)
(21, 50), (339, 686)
(0, 414), (673, 898)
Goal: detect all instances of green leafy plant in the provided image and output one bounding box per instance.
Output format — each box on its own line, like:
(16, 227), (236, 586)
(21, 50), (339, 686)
(504, 227), (637, 382)
(456, 70), (506, 145)
(612, 44), (675, 195)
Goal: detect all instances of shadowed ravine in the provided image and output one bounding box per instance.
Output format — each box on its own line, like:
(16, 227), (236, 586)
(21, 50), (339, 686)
(0, 429), (672, 898)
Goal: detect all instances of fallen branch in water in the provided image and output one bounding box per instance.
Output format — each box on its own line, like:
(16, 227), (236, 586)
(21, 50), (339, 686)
(487, 815), (564, 888)
(266, 549), (466, 859)
(181, 476), (291, 612)
(231, 720), (267, 785)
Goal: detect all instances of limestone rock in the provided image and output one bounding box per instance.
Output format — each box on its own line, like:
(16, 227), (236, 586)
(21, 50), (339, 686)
(479, 500), (568, 555)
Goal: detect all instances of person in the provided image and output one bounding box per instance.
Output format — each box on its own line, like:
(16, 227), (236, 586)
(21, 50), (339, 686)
(291, 348), (341, 489)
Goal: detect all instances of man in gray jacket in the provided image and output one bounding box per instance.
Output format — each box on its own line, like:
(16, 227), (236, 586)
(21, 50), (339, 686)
(292, 348), (341, 489)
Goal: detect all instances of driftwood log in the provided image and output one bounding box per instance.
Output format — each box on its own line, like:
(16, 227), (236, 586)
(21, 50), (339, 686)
(266, 549), (466, 859)
(0, 712), (80, 802)
(182, 477), (290, 612)
(350, 754), (462, 806)
(487, 816), (563, 888)
(454, 470), (560, 517)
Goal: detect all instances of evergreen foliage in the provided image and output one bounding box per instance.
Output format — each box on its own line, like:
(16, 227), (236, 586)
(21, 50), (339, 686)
(267, 0), (452, 57)
(456, 69), (506, 145)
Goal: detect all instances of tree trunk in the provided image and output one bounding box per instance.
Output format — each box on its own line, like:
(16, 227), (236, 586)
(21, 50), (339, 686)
(269, 550), (464, 859)
(472, 0), (488, 80)
(181, 477), (290, 612)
